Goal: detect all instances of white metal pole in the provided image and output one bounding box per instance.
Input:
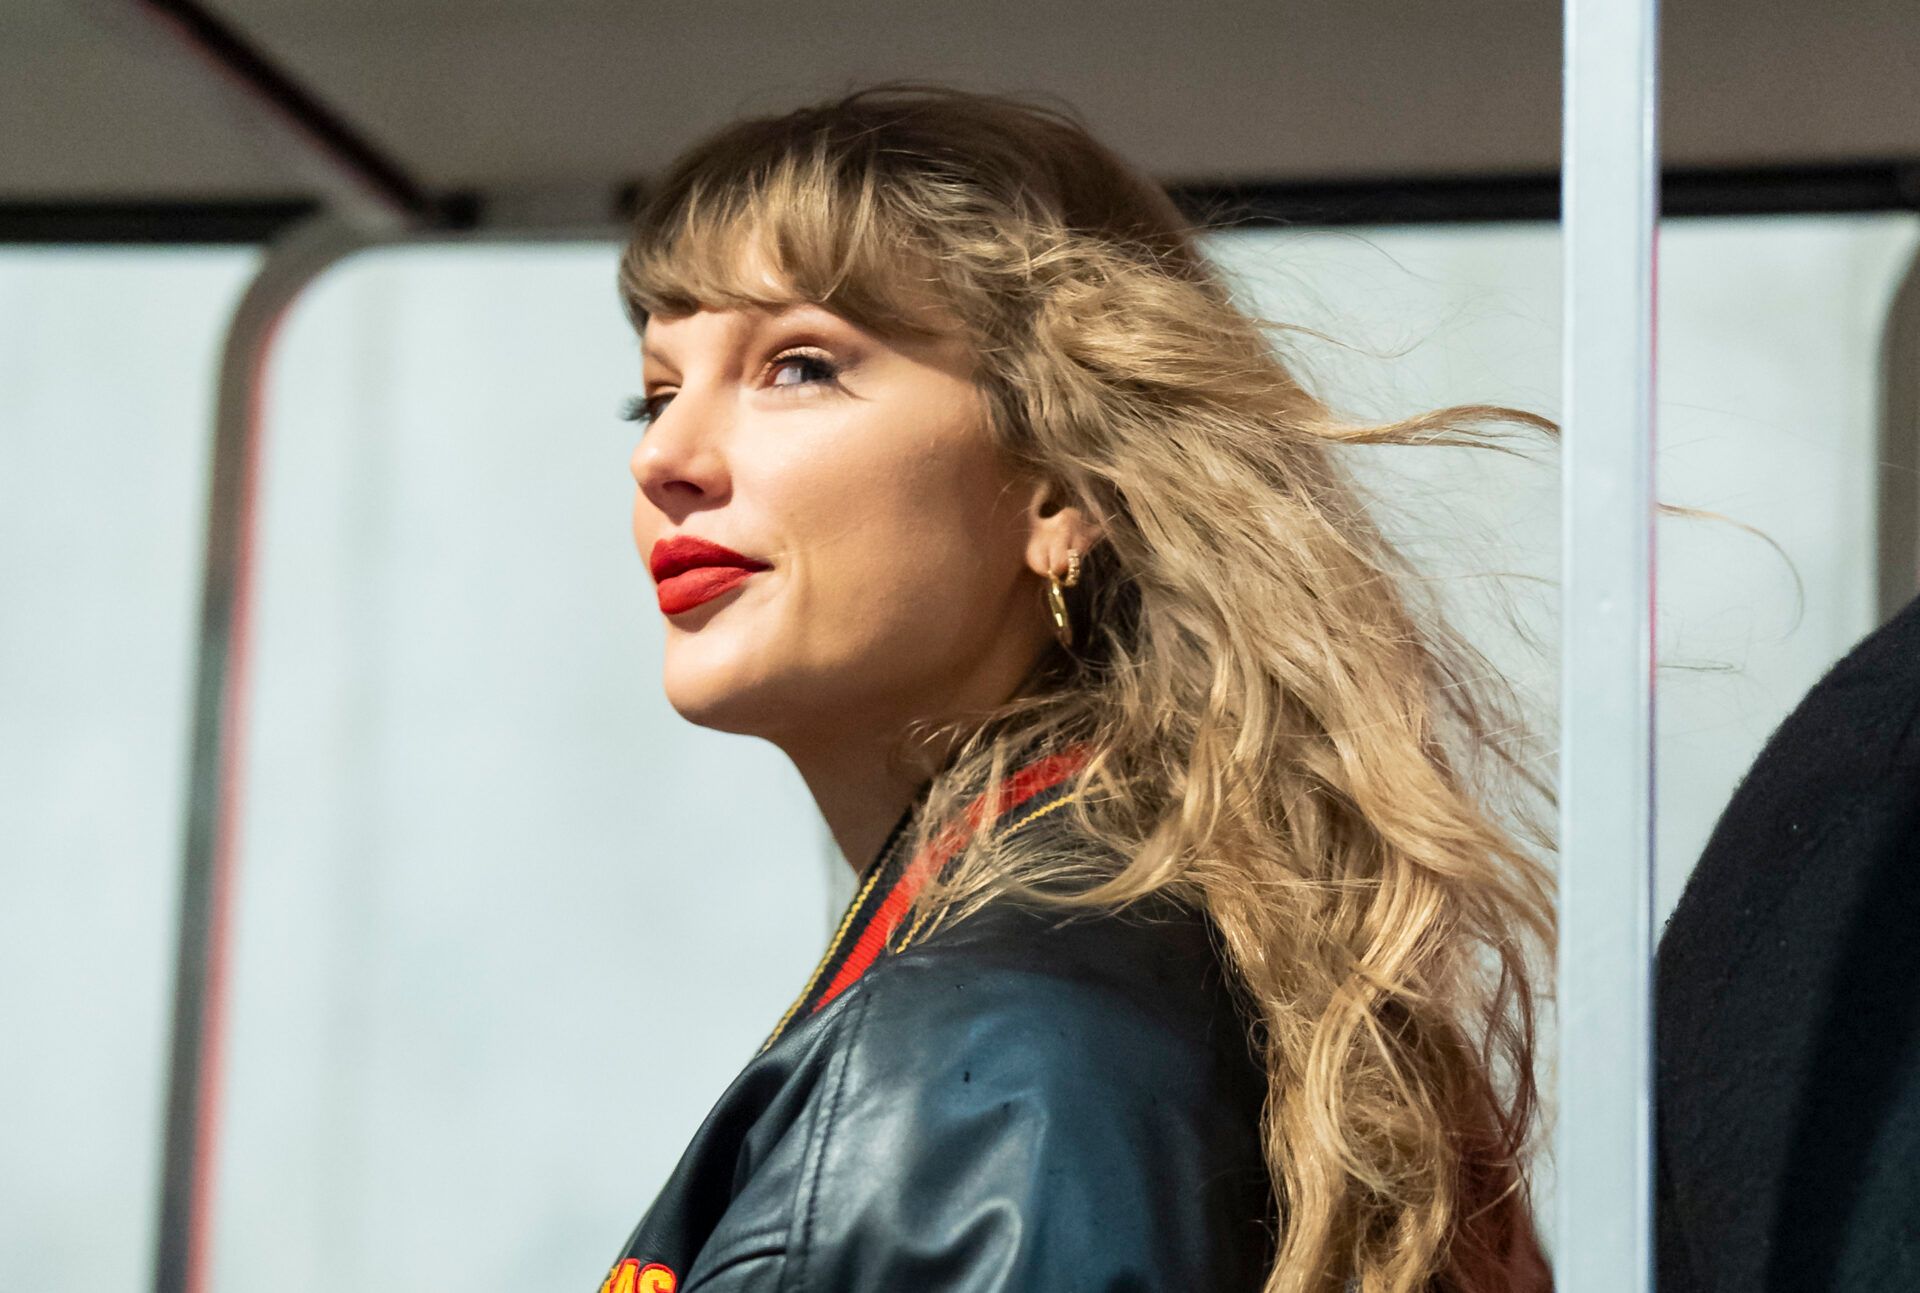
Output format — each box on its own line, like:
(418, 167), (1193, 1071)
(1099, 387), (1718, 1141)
(1557, 0), (1659, 1285)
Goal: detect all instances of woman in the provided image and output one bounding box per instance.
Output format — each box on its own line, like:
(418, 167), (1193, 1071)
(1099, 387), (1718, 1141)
(602, 85), (1555, 1293)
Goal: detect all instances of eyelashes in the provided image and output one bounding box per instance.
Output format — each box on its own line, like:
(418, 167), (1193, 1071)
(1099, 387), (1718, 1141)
(621, 347), (844, 430)
(620, 393), (666, 426)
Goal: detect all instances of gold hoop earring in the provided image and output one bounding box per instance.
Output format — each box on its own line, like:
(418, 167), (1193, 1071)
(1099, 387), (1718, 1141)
(1046, 548), (1081, 649)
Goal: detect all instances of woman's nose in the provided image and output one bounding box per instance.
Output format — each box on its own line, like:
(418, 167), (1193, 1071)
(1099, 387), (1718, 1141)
(630, 391), (731, 516)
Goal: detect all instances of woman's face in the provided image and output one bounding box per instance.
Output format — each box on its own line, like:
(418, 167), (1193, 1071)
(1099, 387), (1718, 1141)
(628, 300), (1056, 753)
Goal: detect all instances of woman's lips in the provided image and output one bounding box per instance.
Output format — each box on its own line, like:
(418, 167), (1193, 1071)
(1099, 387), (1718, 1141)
(655, 565), (760, 615)
(649, 535), (771, 616)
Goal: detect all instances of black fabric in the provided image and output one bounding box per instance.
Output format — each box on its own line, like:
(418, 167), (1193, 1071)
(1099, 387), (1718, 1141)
(1656, 592), (1920, 1292)
(596, 803), (1276, 1292)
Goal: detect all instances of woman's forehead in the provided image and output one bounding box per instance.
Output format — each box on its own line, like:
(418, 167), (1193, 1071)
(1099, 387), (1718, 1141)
(641, 301), (853, 359)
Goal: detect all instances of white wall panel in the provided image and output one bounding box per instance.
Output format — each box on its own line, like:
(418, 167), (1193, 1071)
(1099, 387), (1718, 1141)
(0, 246), (260, 1293)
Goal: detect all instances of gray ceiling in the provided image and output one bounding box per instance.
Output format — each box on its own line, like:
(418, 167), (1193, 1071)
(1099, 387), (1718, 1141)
(6, 0), (1918, 203)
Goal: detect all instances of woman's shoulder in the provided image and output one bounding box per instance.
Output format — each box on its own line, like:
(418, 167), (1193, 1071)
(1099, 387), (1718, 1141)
(798, 892), (1277, 1289)
(850, 887), (1265, 1110)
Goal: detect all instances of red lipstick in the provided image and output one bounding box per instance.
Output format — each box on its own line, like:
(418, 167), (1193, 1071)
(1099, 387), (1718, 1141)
(649, 535), (771, 616)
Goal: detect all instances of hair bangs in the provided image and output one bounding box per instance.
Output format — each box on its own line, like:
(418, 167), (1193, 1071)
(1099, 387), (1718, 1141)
(619, 144), (960, 341)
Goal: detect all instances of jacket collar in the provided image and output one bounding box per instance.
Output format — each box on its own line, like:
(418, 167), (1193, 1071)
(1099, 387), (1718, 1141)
(758, 746), (1088, 1052)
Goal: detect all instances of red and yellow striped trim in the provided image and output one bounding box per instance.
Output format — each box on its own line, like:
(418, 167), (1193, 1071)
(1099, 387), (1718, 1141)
(758, 747), (1088, 1051)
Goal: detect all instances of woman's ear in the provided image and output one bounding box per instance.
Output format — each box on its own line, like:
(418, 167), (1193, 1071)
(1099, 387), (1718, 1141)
(1022, 477), (1105, 580)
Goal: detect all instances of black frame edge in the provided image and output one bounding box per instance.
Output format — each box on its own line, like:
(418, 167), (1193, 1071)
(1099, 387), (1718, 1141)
(6, 161), (1917, 246)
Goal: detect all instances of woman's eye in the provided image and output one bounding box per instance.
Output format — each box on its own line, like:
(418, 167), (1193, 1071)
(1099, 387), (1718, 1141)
(622, 352), (835, 428)
(620, 392), (673, 427)
(768, 351), (839, 389)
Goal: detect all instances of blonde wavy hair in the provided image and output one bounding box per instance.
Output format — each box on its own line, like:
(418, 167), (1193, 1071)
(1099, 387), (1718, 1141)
(620, 85), (1558, 1293)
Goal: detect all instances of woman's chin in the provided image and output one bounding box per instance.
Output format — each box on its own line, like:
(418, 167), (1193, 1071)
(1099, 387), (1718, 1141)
(660, 679), (752, 735)
(659, 651), (787, 737)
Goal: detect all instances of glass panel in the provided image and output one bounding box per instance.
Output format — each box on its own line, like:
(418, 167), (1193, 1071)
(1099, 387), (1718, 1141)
(207, 244), (832, 1293)
(1213, 212), (1920, 923)
(1648, 214), (1918, 919)
(172, 213), (1916, 1290)
(0, 245), (262, 1292)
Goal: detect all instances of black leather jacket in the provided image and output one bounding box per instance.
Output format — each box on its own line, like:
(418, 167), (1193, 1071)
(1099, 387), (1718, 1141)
(597, 754), (1277, 1293)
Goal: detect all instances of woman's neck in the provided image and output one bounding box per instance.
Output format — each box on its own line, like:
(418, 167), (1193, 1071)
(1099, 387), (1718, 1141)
(772, 644), (1049, 872)
(784, 734), (938, 873)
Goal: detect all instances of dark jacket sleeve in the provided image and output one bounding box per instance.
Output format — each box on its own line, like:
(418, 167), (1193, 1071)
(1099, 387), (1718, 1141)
(773, 939), (1276, 1293)
(1656, 591), (1920, 1292)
